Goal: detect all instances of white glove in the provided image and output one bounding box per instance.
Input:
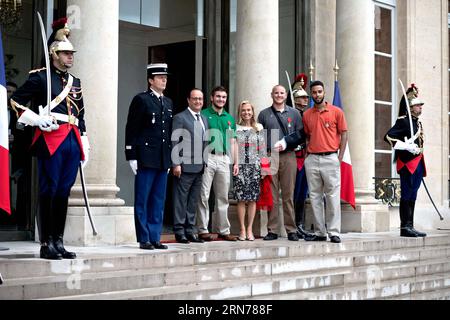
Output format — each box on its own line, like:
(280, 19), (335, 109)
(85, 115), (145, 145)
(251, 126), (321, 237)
(39, 115), (59, 132)
(38, 106), (59, 132)
(274, 138), (287, 152)
(17, 109), (58, 132)
(81, 136), (90, 168)
(129, 160), (138, 175)
(394, 140), (420, 155)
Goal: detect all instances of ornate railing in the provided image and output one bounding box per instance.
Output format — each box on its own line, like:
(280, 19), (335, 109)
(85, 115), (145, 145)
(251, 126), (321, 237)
(373, 177), (401, 207)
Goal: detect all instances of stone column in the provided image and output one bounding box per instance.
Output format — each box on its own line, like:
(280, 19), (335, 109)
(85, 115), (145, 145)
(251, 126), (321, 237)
(64, 0), (135, 245)
(231, 0), (279, 236)
(336, 0), (389, 232)
(235, 0), (279, 114)
(309, 0), (336, 89)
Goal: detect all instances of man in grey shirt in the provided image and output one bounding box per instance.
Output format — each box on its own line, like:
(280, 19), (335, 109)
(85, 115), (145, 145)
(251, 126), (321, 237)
(257, 85), (302, 241)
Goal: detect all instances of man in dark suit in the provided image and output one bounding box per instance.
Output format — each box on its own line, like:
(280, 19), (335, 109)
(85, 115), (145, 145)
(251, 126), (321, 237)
(125, 63), (173, 250)
(171, 89), (208, 243)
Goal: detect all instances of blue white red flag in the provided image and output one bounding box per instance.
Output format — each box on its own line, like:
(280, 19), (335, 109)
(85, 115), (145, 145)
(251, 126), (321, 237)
(0, 28), (11, 215)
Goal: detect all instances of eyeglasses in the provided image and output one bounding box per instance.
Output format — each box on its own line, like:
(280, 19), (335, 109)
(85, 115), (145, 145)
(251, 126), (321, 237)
(190, 97), (203, 101)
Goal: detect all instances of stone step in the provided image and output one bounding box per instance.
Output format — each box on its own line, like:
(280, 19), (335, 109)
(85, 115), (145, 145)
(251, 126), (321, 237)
(384, 287), (450, 300)
(250, 272), (450, 300)
(2, 237), (449, 281)
(1, 241), (449, 300)
(38, 259), (450, 300)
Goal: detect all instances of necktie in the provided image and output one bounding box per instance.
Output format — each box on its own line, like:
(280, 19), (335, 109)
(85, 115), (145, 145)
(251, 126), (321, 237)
(196, 114), (205, 133)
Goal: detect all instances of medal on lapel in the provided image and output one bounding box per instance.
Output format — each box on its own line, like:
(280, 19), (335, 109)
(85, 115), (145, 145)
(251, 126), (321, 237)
(227, 121), (231, 130)
(287, 117), (292, 128)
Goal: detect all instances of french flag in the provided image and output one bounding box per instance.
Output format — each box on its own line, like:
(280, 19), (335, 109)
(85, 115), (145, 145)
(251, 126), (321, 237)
(333, 80), (356, 209)
(0, 28), (11, 215)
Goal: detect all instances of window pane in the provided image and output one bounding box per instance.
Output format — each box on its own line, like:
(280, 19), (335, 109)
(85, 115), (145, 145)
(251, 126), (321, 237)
(375, 55), (392, 101)
(375, 153), (392, 178)
(119, 0), (141, 24)
(142, 0), (161, 27)
(375, 6), (392, 54)
(375, 104), (392, 150)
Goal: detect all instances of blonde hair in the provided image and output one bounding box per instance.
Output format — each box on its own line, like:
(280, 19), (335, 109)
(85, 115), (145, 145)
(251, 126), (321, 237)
(237, 100), (260, 132)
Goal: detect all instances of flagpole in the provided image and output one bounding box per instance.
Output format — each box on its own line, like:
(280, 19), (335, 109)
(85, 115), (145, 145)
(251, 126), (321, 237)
(334, 60), (339, 82)
(309, 60), (315, 82)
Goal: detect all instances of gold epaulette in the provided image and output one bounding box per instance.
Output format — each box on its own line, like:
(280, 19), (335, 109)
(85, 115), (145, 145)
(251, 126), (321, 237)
(29, 67), (46, 74)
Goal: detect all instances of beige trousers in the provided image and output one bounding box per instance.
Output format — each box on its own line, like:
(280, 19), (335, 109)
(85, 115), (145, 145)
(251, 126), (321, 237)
(304, 153), (341, 237)
(268, 151), (297, 234)
(196, 154), (231, 235)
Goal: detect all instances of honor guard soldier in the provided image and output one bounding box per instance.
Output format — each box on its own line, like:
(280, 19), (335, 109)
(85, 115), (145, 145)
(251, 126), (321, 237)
(10, 18), (90, 259)
(125, 63), (173, 250)
(384, 84), (427, 237)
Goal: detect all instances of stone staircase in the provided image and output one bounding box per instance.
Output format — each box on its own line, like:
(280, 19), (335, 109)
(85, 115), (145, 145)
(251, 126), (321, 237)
(0, 231), (449, 300)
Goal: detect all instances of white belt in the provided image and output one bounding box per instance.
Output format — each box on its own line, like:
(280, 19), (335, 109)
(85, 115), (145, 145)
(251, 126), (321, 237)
(51, 113), (79, 126)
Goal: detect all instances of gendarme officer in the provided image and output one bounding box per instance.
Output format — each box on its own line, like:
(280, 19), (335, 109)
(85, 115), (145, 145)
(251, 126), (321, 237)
(10, 18), (89, 259)
(384, 84), (427, 238)
(125, 63), (173, 250)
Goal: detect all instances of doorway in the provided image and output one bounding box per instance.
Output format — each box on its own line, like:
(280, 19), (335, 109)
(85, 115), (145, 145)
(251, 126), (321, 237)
(148, 41), (196, 232)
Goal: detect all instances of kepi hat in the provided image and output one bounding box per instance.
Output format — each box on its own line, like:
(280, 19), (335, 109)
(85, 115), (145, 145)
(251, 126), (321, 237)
(147, 63), (169, 78)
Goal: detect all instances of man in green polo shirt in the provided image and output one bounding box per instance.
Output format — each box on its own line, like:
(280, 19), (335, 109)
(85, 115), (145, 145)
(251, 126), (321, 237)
(196, 86), (239, 241)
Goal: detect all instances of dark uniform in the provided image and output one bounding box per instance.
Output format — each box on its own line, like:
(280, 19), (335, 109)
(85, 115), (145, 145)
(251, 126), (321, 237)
(284, 75), (309, 238)
(384, 85), (427, 237)
(125, 63), (173, 249)
(10, 19), (86, 259)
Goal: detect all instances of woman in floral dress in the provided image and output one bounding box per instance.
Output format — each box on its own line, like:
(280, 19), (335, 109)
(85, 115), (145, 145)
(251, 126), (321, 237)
(233, 101), (265, 241)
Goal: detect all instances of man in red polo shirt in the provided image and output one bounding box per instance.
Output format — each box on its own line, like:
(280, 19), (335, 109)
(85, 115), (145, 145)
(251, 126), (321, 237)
(302, 80), (348, 243)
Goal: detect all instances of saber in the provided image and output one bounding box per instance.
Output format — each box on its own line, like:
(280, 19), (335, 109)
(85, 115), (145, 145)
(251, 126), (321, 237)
(398, 79), (414, 139)
(422, 179), (444, 221)
(285, 71), (295, 108)
(36, 12), (51, 116)
(79, 164), (98, 235)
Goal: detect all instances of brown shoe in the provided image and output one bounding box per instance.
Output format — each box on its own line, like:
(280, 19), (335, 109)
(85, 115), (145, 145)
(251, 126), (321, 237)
(199, 233), (216, 242)
(218, 234), (238, 241)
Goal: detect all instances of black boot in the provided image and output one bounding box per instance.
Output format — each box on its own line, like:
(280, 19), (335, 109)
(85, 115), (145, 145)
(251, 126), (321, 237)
(37, 196), (53, 244)
(295, 200), (310, 239)
(408, 200), (427, 237)
(38, 196), (62, 259)
(399, 200), (418, 237)
(53, 197), (76, 259)
(40, 236), (62, 260)
(54, 236), (76, 259)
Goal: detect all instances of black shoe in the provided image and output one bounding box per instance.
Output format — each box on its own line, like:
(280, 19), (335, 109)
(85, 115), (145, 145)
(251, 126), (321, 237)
(40, 242), (63, 260)
(54, 237), (77, 259)
(296, 225), (310, 239)
(139, 242), (155, 250)
(287, 232), (299, 241)
(411, 228), (427, 237)
(400, 227), (419, 237)
(151, 242), (168, 249)
(304, 234), (327, 242)
(329, 235), (341, 243)
(175, 234), (190, 244)
(186, 234), (204, 243)
(263, 232), (278, 241)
